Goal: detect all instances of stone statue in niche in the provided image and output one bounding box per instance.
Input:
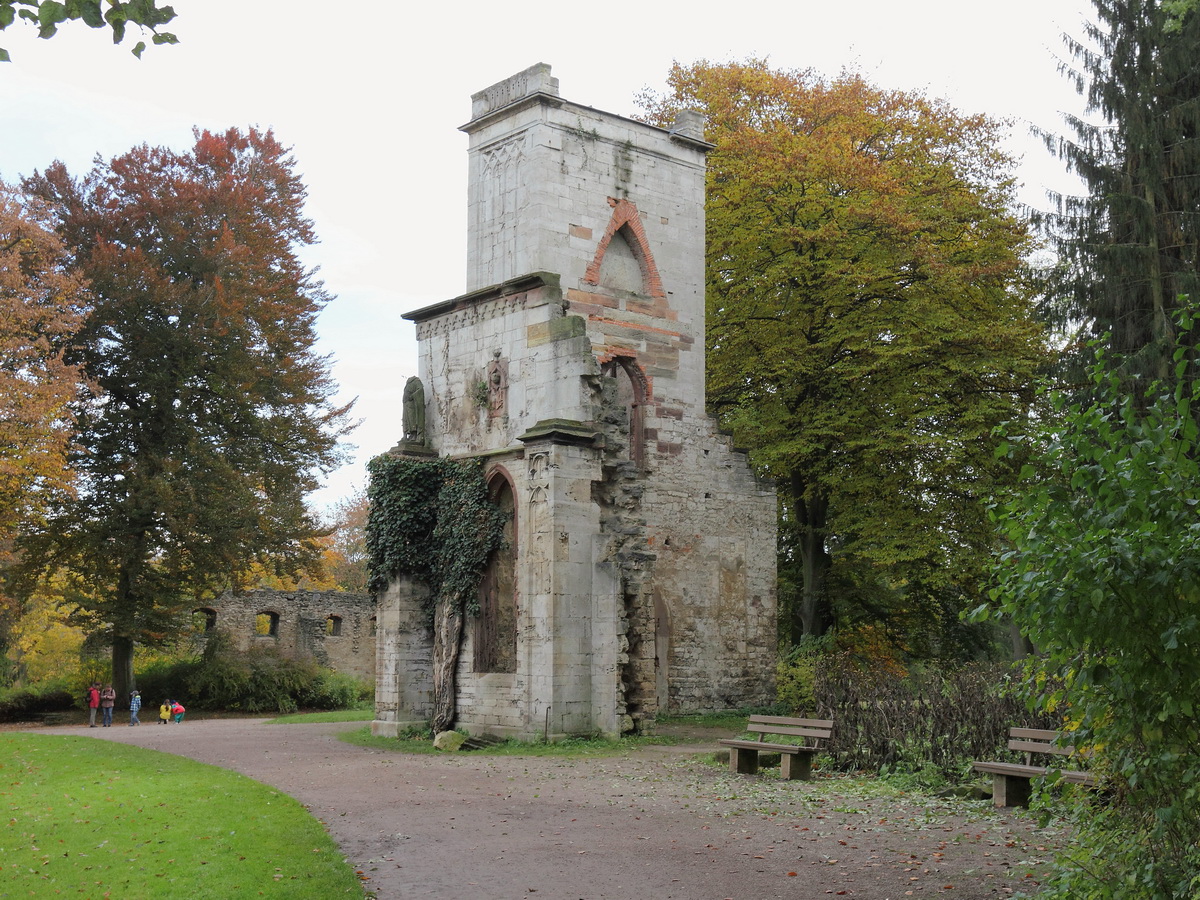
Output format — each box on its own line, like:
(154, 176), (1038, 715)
(487, 350), (508, 418)
(402, 376), (426, 444)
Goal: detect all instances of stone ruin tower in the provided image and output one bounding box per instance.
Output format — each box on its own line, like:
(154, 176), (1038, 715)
(372, 64), (776, 739)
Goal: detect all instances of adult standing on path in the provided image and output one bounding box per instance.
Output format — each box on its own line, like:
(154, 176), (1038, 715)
(129, 690), (141, 726)
(99, 684), (116, 727)
(86, 683), (99, 727)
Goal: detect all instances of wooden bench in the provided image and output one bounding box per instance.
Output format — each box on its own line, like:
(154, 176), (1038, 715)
(972, 727), (1098, 807)
(719, 715), (833, 780)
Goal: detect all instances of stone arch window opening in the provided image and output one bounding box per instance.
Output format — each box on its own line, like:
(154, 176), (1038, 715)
(601, 355), (649, 470)
(325, 614), (343, 636)
(192, 607), (217, 632)
(475, 467), (518, 673)
(255, 611), (280, 638)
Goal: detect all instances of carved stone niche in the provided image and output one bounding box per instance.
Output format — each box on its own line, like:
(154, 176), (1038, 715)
(487, 351), (509, 418)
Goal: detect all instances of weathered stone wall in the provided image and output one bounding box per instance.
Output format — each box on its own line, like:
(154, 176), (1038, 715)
(374, 64), (776, 740)
(371, 577), (433, 736)
(199, 589), (375, 682)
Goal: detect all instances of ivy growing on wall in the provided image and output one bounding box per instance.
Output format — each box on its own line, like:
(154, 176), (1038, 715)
(366, 454), (508, 733)
(366, 455), (507, 617)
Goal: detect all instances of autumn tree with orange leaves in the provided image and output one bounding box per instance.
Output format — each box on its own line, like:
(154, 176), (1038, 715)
(19, 128), (353, 700)
(0, 183), (84, 553)
(0, 182), (87, 652)
(640, 62), (1047, 654)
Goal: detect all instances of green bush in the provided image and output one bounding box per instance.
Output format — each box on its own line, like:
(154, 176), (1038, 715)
(134, 654), (201, 707)
(0, 681), (76, 722)
(776, 641), (823, 713)
(302, 670), (372, 710)
(161, 630), (371, 713)
(985, 324), (1200, 898)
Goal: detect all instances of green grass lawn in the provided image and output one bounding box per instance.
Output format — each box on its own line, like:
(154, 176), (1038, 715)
(266, 708), (374, 725)
(337, 724), (685, 757)
(0, 733), (364, 898)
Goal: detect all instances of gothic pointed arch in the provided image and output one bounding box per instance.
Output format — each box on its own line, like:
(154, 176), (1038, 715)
(475, 466), (518, 673)
(584, 197), (666, 299)
(600, 354), (650, 471)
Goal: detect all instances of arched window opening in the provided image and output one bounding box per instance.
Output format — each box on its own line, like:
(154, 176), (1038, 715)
(325, 615), (343, 636)
(369, 616), (377, 637)
(255, 611), (280, 637)
(475, 472), (517, 673)
(192, 607), (217, 632)
(601, 356), (648, 470)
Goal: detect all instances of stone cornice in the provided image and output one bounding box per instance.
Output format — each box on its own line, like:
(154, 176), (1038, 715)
(403, 272), (561, 324)
(517, 418), (602, 448)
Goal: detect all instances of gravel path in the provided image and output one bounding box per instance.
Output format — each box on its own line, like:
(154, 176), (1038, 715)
(26, 718), (1062, 899)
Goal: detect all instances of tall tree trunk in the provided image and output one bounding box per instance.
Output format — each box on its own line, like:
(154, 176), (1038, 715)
(112, 634), (135, 704)
(431, 594), (464, 733)
(791, 472), (832, 642)
(1010, 624), (1036, 660)
(1144, 180), (1171, 384)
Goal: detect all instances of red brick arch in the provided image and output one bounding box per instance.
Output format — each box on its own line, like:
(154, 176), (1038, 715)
(583, 198), (666, 299)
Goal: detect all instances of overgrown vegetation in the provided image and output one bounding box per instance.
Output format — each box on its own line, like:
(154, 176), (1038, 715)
(1, 633), (370, 721)
(814, 656), (1050, 784)
(0, 679), (75, 723)
(366, 455), (506, 732)
(982, 323), (1200, 899)
(160, 631), (372, 714)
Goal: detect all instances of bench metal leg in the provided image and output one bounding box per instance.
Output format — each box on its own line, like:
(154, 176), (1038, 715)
(781, 752), (813, 780)
(993, 773), (1032, 808)
(729, 746), (759, 775)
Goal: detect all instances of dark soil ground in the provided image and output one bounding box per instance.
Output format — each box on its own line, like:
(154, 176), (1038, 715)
(22, 716), (1066, 899)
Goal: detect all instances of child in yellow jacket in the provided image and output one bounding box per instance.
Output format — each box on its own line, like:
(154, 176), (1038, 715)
(159, 700), (171, 724)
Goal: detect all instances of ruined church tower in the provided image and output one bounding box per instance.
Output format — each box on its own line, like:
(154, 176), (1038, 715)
(373, 64), (776, 739)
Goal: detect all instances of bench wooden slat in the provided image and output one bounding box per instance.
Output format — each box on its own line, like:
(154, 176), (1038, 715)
(974, 761), (1098, 786)
(1010, 727), (1058, 741)
(719, 739), (815, 754)
(721, 715), (834, 781)
(1009, 738), (1075, 757)
(973, 726), (1099, 808)
(744, 720), (830, 734)
(745, 722), (831, 740)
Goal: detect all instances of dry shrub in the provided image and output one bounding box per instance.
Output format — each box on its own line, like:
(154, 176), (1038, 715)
(811, 653), (1054, 779)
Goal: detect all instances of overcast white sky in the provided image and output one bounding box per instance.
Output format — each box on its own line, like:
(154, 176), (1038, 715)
(1, 0), (1095, 511)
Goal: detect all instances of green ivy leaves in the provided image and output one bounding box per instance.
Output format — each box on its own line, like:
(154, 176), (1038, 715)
(366, 455), (507, 622)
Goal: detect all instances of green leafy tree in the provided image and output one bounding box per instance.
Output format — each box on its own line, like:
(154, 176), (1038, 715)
(1040, 0), (1200, 385)
(984, 314), (1200, 899)
(0, 0), (177, 61)
(19, 127), (353, 701)
(639, 60), (1047, 651)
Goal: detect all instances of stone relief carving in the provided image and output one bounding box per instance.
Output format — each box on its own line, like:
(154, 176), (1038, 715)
(527, 451), (549, 505)
(487, 350), (509, 418)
